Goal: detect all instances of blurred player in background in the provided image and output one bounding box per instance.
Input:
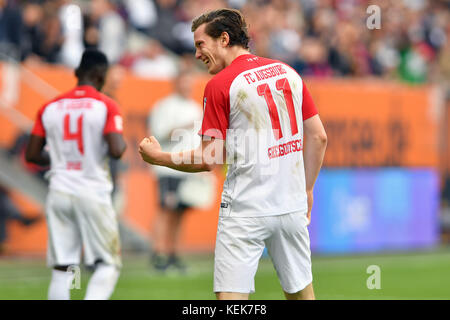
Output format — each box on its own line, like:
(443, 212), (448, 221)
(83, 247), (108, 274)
(148, 70), (210, 272)
(139, 8), (327, 300)
(25, 49), (126, 300)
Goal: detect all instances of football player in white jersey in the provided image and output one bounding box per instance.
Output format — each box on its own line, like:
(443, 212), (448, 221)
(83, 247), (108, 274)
(26, 49), (126, 300)
(139, 9), (327, 300)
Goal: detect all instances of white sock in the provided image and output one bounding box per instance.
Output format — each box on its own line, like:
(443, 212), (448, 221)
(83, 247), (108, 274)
(48, 269), (75, 300)
(84, 264), (120, 300)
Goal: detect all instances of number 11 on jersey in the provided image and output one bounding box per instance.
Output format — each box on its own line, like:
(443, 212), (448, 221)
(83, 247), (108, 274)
(257, 77), (298, 140)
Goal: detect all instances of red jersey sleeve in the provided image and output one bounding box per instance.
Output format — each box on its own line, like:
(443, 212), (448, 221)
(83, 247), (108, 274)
(103, 98), (123, 135)
(31, 105), (46, 137)
(302, 81), (318, 121)
(199, 80), (229, 140)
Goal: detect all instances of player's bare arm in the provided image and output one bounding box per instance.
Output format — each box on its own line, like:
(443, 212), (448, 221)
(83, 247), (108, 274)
(25, 134), (50, 166)
(105, 132), (127, 159)
(303, 114), (327, 224)
(139, 136), (225, 173)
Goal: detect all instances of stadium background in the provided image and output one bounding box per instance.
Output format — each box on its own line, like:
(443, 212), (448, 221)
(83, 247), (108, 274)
(0, 0), (449, 299)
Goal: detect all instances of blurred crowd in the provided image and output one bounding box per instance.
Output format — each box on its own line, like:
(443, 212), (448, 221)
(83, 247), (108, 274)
(0, 0), (449, 85)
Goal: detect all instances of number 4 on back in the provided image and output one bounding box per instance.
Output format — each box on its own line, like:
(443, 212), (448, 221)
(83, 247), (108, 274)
(63, 114), (84, 154)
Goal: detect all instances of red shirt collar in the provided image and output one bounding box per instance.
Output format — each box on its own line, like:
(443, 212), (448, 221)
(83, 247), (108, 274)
(230, 53), (255, 65)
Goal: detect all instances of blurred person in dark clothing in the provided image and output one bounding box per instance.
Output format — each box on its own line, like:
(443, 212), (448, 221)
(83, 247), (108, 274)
(293, 37), (332, 77)
(0, 0), (23, 60)
(147, 0), (214, 55)
(84, 0), (126, 64)
(21, 1), (65, 64)
(20, 1), (43, 62)
(147, 0), (179, 53)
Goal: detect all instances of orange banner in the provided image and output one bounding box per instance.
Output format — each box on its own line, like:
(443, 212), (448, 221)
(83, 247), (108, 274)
(307, 79), (439, 167)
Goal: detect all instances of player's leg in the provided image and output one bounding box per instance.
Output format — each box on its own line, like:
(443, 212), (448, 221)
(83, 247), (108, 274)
(216, 292), (249, 300)
(151, 177), (175, 270)
(166, 198), (192, 271)
(46, 190), (82, 300)
(150, 207), (172, 270)
(73, 195), (121, 300)
(214, 215), (268, 300)
(284, 283), (315, 300)
(84, 262), (120, 300)
(48, 265), (77, 300)
(166, 209), (182, 255)
(165, 208), (187, 270)
(153, 208), (170, 253)
(153, 177), (188, 271)
(265, 211), (314, 300)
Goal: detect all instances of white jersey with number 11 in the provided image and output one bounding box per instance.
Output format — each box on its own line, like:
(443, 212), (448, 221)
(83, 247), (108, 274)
(200, 54), (318, 217)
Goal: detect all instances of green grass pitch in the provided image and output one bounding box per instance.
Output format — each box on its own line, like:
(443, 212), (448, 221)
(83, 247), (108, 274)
(1, 249), (450, 300)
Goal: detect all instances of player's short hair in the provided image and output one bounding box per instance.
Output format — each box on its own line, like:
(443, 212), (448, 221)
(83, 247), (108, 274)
(75, 49), (109, 79)
(191, 8), (250, 49)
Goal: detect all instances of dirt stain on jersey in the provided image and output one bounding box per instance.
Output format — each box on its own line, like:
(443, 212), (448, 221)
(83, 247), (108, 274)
(237, 90), (248, 101)
(226, 149), (240, 165)
(289, 160), (303, 194)
(96, 202), (122, 266)
(274, 93), (289, 133)
(292, 81), (298, 92)
(291, 160), (300, 175)
(235, 90), (266, 130)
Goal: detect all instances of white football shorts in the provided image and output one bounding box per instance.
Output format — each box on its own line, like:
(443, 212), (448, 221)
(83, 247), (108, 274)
(45, 189), (121, 268)
(214, 210), (312, 294)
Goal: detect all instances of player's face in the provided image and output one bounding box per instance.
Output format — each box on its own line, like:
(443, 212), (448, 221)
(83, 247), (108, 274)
(194, 24), (227, 75)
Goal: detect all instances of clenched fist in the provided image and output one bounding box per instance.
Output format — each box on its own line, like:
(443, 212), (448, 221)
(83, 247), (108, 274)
(139, 136), (162, 165)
